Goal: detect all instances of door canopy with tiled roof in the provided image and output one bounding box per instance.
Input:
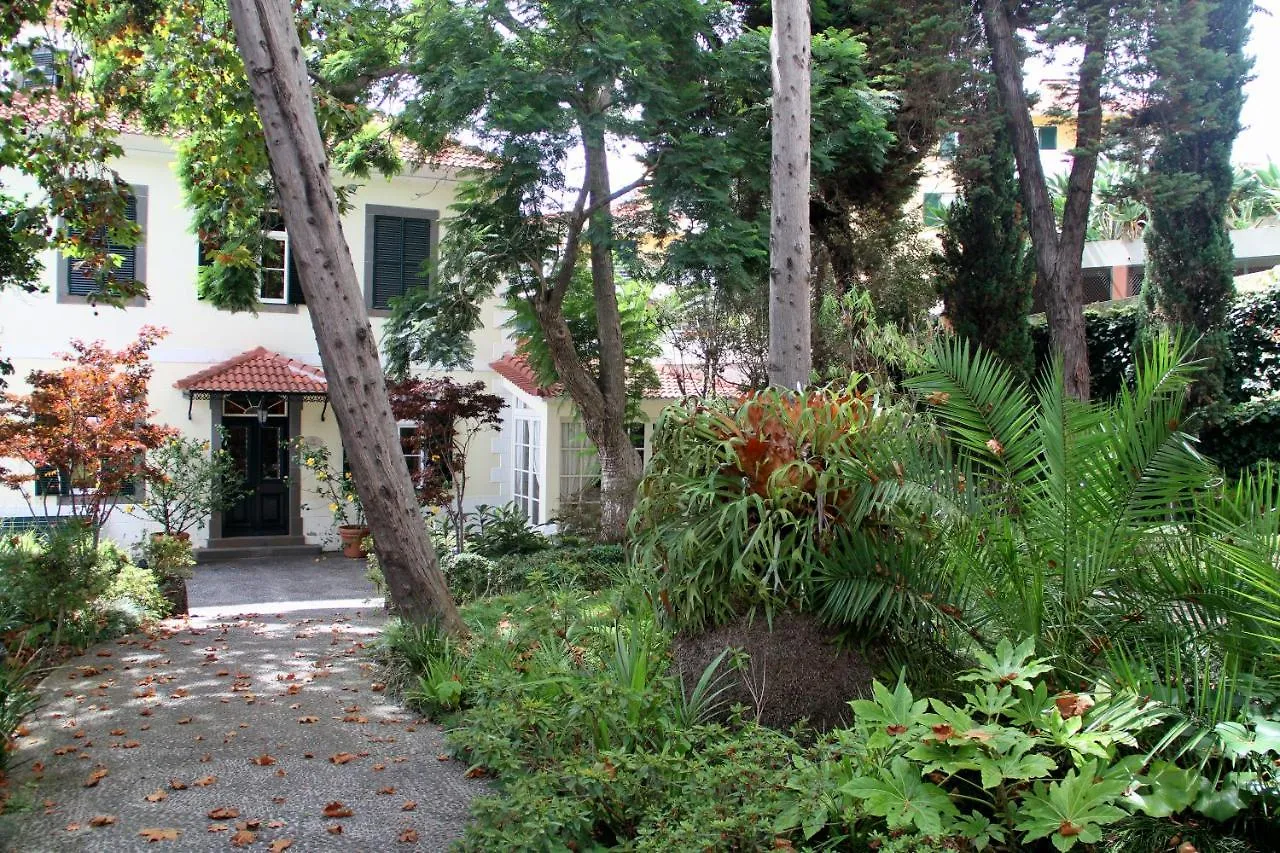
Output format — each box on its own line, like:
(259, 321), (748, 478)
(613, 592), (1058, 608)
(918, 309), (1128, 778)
(175, 347), (327, 399)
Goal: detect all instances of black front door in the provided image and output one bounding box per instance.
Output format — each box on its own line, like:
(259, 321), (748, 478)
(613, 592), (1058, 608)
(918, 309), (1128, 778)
(222, 406), (290, 537)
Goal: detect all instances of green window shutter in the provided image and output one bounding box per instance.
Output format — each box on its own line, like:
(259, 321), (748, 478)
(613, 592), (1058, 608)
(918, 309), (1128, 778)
(371, 214), (432, 309)
(1037, 126), (1058, 151)
(286, 248), (304, 304)
(67, 194), (138, 296)
(33, 465), (65, 496)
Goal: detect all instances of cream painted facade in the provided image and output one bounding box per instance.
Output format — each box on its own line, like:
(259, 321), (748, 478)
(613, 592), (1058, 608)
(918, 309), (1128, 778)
(1, 131), (669, 550)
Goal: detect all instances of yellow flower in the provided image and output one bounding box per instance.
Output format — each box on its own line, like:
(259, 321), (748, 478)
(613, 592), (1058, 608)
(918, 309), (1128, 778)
(316, 471), (327, 481)
(430, 454), (440, 461)
(328, 503), (339, 513)
(305, 456), (315, 466)
(346, 494), (354, 502)
(344, 472), (352, 480)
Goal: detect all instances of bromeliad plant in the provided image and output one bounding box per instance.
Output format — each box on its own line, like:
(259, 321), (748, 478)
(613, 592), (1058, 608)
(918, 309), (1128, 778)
(629, 382), (953, 633)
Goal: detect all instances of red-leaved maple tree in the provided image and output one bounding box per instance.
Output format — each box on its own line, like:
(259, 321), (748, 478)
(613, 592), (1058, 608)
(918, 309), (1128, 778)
(0, 326), (173, 541)
(386, 377), (505, 552)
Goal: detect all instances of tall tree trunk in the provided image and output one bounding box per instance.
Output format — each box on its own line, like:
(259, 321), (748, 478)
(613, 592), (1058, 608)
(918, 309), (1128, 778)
(227, 0), (464, 633)
(979, 0), (1109, 400)
(581, 114), (643, 542)
(768, 0), (812, 389)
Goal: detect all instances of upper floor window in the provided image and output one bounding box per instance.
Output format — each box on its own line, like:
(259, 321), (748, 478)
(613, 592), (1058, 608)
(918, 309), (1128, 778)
(59, 187), (147, 303)
(365, 206), (437, 311)
(1037, 125), (1059, 151)
(16, 40), (63, 89)
(260, 211), (292, 304)
(196, 209), (304, 306)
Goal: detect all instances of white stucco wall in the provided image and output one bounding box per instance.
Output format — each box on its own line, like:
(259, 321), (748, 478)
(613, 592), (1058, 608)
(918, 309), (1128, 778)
(0, 132), (513, 548)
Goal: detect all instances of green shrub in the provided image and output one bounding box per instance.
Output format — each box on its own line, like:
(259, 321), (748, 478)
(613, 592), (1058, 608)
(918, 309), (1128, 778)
(102, 563), (170, 623)
(629, 383), (942, 633)
(0, 522), (120, 649)
(466, 503), (549, 558)
(1201, 396), (1280, 472)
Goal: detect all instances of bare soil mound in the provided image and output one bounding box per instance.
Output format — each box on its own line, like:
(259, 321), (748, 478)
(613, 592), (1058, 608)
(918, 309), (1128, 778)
(671, 610), (874, 731)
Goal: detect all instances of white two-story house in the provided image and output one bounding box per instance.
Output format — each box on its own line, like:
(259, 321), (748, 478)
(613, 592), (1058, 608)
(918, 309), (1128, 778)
(0, 124), (687, 555)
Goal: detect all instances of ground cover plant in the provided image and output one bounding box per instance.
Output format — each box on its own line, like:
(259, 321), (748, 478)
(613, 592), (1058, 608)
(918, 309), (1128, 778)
(379, 530), (1278, 850)
(382, 330), (1278, 850)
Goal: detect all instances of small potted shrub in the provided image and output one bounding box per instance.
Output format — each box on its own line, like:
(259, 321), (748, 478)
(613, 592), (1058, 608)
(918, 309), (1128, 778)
(131, 433), (246, 541)
(136, 534), (196, 615)
(290, 439), (367, 557)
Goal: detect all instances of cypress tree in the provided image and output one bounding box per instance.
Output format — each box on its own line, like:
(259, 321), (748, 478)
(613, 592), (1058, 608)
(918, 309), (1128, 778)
(1142, 0), (1252, 411)
(936, 92), (1036, 379)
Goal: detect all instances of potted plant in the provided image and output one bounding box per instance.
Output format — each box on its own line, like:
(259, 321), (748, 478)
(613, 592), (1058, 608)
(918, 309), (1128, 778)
(136, 533), (197, 615)
(290, 439), (367, 557)
(130, 433), (246, 540)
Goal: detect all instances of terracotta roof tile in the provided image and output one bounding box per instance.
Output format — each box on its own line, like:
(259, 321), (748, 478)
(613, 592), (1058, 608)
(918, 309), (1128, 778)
(489, 353), (560, 397)
(175, 347), (327, 395)
(3, 94), (488, 172)
(489, 353), (742, 400)
(653, 363), (744, 398)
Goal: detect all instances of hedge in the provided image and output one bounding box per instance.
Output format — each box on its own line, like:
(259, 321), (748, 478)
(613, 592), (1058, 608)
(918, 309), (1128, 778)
(1030, 285), (1280, 471)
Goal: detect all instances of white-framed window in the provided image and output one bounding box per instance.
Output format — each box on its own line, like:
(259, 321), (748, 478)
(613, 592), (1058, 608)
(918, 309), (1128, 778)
(558, 421), (646, 509)
(560, 422), (601, 509)
(399, 423), (424, 478)
(512, 401), (542, 523)
(260, 211), (289, 304)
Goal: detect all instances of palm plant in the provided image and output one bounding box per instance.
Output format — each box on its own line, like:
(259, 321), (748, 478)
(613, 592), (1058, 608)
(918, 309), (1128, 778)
(900, 332), (1278, 728)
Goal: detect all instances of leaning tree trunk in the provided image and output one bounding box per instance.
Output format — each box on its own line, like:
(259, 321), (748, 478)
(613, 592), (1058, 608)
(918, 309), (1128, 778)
(227, 0), (464, 633)
(768, 0), (812, 390)
(979, 0), (1107, 401)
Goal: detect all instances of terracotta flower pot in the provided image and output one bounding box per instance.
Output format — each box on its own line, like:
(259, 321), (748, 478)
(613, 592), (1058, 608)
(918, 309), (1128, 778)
(338, 524), (370, 558)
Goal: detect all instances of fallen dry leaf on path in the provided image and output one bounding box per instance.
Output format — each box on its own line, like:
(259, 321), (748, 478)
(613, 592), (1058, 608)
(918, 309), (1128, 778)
(297, 716), (318, 724)
(144, 789), (167, 802)
(329, 752), (357, 764)
(250, 754), (276, 766)
(207, 807), (239, 819)
(269, 840), (293, 852)
(84, 767), (108, 787)
(207, 823), (229, 833)
(402, 801), (417, 811)
(138, 828), (182, 842)
(322, 801), (354, 818)
(230, 829), (256, 847)
(88, 814), (117, 827)
(326, 825), (343, 835)
(64, 822), (81, 832)
(376, 786), (396, 795)
(399, 828), (419, 843)
(168, 779), (187, 790)
(193, 775), (217, 786)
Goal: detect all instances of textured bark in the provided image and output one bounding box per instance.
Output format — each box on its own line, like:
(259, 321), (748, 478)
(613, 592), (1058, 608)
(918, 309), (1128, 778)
(581, 117), (642, 542)
(768, 0), (812, 390)
(979, 0), (1108, 401)
(227, 0), (464, 633)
